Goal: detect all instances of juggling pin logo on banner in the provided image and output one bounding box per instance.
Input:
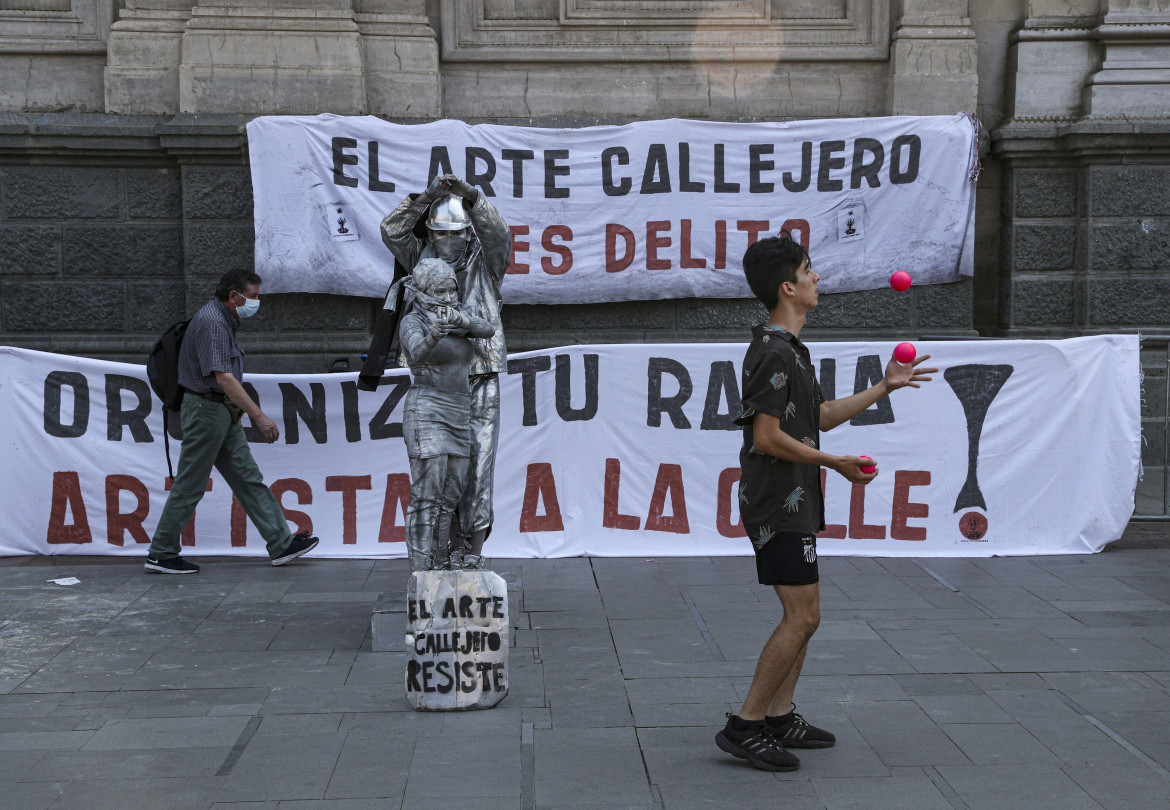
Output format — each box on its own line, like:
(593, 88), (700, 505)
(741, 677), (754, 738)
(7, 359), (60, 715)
(943, 364), (1014, 541)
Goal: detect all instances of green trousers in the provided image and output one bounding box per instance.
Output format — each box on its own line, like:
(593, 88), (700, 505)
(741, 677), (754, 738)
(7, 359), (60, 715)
(149, 394), (291, 560)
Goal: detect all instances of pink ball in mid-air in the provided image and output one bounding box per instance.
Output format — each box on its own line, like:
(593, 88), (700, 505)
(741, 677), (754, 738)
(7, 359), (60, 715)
(890, 270), (912, 292)
(859, 456), (876, 474)
(894, 342), (917, 365)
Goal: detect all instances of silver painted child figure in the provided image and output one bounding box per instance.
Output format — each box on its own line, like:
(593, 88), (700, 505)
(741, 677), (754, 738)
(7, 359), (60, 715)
(398, 258), (495, 571)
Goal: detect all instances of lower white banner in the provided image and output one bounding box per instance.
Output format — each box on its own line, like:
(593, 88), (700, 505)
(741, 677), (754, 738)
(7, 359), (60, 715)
(0, 336), (1140, 559)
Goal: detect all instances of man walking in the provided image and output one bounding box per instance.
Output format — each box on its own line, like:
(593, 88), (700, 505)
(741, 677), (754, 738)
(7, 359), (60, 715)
(145, 269), (319, 574)
(715, 232), (935, 770)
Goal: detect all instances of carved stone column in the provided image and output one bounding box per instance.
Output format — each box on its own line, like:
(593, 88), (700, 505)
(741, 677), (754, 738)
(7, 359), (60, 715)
(890, 0), (978, 115)
(105, 0), (196, 114)
(1005, 1), (1102, 123)
(355, 0), (439, 117)
(1085, 0), (1170, 117)
(178, 0), (366, 114)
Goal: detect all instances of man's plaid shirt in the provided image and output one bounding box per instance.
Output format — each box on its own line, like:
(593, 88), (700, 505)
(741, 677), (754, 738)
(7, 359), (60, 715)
(177, 299), (245, 395)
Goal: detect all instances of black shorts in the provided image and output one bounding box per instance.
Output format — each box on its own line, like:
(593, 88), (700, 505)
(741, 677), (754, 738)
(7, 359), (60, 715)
(753, 531), (819, 586)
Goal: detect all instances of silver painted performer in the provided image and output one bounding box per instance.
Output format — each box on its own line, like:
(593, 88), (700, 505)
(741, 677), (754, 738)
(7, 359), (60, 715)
(399, 258), (495, 571)
(378, 174), (512, 569)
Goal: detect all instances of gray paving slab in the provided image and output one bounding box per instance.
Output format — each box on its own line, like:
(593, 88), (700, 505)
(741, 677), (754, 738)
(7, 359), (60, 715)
(277, 801), (391, 810)
(624, 676), (740, 706)
(631, 699), (738, 728)
(1093, 709), (1170, 770)
(0, 728), (95, 750)
(55, 776), (227, 809)
(7, 782), (66, 810)
(3, 541), (1170, 808)
(911, 694), (1015, 724)
(21, 746), (231, 781)
(0, 748), (46, 781)
(786, 674), (908, 703)
(874, 628), (999, 674)
(941, 721), (1064, 766)
(979, 689), (1142, 770)
(404, 733), (521, 800)
(323, 728), (413, 801)
(936, 763), (1103, 810)
(609, 617), (716, 666)
(843, 700), (970, 767)
(82, 715), (251, 750)
(218, 730), (347, 802)
(811, 772), (953, 810)
(1041, 671), (1170, 713)
(534, 727), (654, 806)
(1065, 765), (1170, 809)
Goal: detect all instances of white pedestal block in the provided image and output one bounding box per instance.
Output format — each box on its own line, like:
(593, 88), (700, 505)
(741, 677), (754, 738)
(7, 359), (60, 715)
(405, 570), (509, 711)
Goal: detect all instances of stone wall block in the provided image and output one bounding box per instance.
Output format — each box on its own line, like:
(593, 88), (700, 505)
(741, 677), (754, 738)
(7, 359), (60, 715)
(807, 289), (913, 329)
(998, 221), (1014, 275)
(185, 223), (255, 277)
(277, 293), (371, 331)
(552, 300), (674, 331)
(1011, 279), (1075, 326)
(0, 54), (106, 116)
(2, 281), (125, 331)
(443, 64), (884, 121)
(1090, 167), (1170, 217)
(500, 305), (557, 332)
(127, 169), (183, 220)
(182, 167), (254, 221)
(1074, 278), (1088, 327)
(1089, 279), (1170, 326)
(1142, 420), (1165, 467)
(1090, 221), (1170, 272)
(2, 168), (123, 221)
(131, 281), (188, 332)
(676, 299), (768, 331)
(184, 277), (218, 307)
(1141, 345), (1168, 372)
(914, 280), (975, 329)
(63, 225), (185, 277)
(997, 272), (1013, 329)
(999, 170), (1015, 220)
(1143, 370), (1167, 421)
(1014, 169), (1077, 218)
(0, 225), (61, 275)
(1014, 223), (1076, 271)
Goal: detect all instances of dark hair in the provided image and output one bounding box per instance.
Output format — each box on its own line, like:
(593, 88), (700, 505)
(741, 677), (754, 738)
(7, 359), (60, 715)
(741, 231), (808, 310)
(215, 269), (262, 301)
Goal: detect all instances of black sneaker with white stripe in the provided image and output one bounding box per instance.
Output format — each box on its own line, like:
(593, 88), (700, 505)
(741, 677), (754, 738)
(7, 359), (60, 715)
(715, 713), (800, 772)
(144, 555), (200, 574)
(766, 708), (836, 748)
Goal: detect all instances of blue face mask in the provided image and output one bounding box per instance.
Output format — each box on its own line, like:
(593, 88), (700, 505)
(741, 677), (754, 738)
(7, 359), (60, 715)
(235, 293), (260, 319)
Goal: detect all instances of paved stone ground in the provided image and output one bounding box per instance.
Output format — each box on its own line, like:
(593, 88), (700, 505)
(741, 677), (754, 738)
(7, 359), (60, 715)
(2, 525), (1169, 809)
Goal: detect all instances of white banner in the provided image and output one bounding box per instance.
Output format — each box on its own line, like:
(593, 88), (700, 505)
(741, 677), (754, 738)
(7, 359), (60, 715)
(246, 114), (978, 303)
(0, 337), (1138, 559)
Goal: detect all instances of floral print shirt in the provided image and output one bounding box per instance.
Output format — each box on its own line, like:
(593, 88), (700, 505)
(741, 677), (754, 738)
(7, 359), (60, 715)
(735, 323), (826, 544)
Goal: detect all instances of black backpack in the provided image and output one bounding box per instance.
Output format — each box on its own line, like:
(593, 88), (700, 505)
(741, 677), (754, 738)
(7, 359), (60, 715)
(147, 320), (190, 480)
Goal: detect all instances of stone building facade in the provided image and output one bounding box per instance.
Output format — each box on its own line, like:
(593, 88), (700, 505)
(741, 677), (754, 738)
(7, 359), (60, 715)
(0, 1), (1167, 388)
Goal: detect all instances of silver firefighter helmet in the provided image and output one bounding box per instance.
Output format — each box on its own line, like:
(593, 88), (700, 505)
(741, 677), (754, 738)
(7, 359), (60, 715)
(426, 194), (470, 232)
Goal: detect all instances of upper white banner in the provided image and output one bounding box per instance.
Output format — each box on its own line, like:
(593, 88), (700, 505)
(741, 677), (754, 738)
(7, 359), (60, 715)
(246, 114), (978, 303)
(0, 336), (1138, 560)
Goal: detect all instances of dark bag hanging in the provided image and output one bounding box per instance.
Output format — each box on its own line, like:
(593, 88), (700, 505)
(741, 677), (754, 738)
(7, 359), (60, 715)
(146, 320), (190, 481)
(358, 257), (410, 391)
